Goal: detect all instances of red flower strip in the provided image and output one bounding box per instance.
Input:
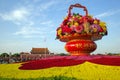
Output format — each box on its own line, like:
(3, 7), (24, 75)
(19, 55), (120, 70)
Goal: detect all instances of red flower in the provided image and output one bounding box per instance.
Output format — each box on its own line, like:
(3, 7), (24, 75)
(62, 25), (72, 33)
(62, 19), (69, 25)
(19, 55), (120, 70)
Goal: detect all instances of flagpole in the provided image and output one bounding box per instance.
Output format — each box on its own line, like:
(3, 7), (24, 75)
(44, 37), (47, 58)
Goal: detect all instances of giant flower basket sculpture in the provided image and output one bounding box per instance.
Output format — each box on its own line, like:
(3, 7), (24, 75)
(56, 3), (107, 56)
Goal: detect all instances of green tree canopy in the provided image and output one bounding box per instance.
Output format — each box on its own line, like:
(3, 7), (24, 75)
(12, 53), (20, 57)
(0, 53), (9, 57)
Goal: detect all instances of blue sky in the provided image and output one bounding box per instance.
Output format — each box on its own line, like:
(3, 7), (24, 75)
(0, 0), (120, 54)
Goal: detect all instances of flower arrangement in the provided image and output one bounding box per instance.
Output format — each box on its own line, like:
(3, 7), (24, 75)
(56, 4), (108, 41)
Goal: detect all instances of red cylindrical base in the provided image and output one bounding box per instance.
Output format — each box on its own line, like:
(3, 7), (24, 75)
(65, 39), (97, 56)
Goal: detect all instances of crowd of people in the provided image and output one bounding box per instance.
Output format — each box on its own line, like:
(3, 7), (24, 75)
(0, 53), (55, 64)
(0, 56), (21, 64)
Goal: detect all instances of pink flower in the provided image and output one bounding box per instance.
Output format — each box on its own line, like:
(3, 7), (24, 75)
(90, 24), (101, 33)
(75, 25), (84, 33)
(70, 25), (75, 31)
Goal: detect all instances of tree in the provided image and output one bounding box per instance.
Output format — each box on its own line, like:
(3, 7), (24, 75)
(0, 53), (9, 57)
(12, 53), (20, 57)
(58, 53), (69, 56)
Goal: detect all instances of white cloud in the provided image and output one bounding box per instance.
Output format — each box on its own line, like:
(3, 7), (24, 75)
(39, 1), (58, 11)
(95, 9), (120, 18)
(14, 26), (45, 38)
(14, 20), (54, 38)
(40, 21), (52, 25)
(40, 20), (55, 28)
(0, 1), (56, 38)
(0, 7), (30, 24)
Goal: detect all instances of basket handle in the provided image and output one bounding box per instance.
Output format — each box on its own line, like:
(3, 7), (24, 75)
(68, 3), (88, 17)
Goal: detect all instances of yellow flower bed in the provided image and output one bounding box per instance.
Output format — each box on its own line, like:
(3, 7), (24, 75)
(0, 62), (120, 80)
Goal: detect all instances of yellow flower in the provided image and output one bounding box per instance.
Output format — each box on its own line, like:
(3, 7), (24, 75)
(83, 22), (90, 33)
(0, 62), (120, 79)
(99, 22), (106, 27)
(99, 22), (107, 31)
(67, 21), (73, 26)
(93, 28), (97, 32)
(74, 22), (79, 27)
(57, 28), (62, 37)
(94, 20), (98, 24)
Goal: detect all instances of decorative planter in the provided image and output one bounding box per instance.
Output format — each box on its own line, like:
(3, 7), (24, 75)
(60, 34), (101, 56)
(56, 3), (107, 56)
(65, 39), (96, 56)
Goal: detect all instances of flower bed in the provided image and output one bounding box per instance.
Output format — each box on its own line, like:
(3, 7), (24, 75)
(0, 56), (120, 80)
(19, 55), (120, 70)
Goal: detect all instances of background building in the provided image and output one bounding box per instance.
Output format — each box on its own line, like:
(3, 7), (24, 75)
(20, 48), (54, 61)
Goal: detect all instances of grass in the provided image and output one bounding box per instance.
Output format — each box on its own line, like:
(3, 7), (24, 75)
(0, 76), (77, 80)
